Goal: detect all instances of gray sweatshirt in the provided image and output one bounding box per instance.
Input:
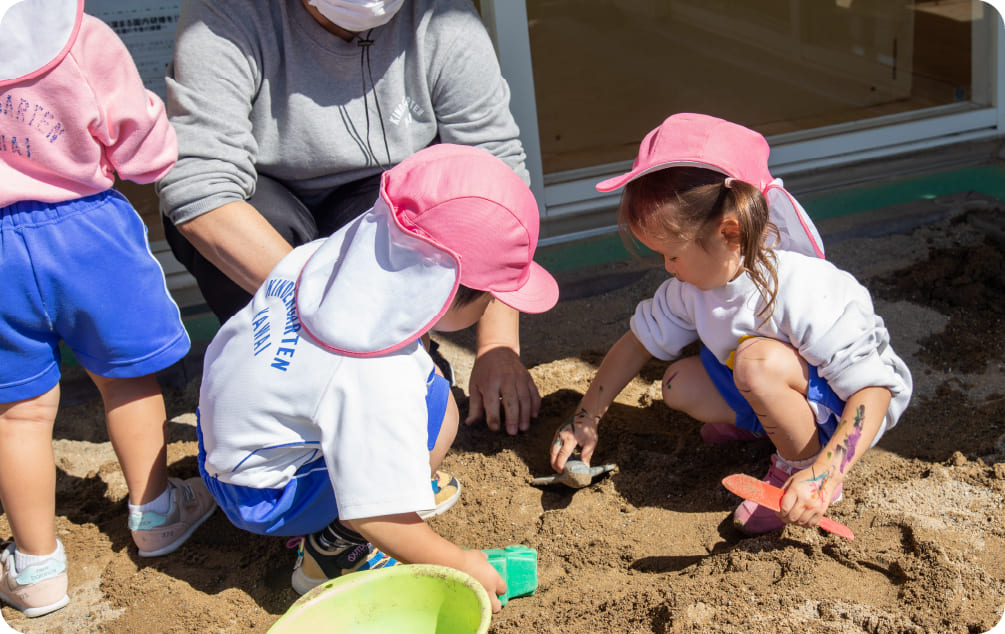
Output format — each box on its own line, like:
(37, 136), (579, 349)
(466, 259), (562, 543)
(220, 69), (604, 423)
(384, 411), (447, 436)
(157, 0), (528, 224)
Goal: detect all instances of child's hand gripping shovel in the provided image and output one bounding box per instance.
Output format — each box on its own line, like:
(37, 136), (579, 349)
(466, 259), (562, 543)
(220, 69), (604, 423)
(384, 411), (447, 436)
(722, 473), (855, 540)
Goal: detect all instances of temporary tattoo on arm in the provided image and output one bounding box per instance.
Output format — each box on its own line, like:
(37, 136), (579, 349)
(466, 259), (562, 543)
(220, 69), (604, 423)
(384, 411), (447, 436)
(831, 443), (848, 468)
(574, 397), (602, 426)
(664, 371), (678, 390)
(558, 418), (574, 435)
(827, 405), (866, 474)
(802, 470), (827, 500)
(839, 405), (866, 473)
(801, 464), (838, 502)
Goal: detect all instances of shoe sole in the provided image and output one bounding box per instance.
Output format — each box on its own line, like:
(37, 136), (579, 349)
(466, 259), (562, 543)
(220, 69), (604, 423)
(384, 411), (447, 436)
(417, 480), (461, 519)
(1, 592), (69, 618)
(137, 503), (217, 558)
(290, 550), (399, 596)
(290, 568), (327, 596)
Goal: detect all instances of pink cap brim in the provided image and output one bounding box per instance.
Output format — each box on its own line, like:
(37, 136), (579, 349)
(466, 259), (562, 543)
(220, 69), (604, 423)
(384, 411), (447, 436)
(596, 160), (729, 193)
(489, 261), (559, 314)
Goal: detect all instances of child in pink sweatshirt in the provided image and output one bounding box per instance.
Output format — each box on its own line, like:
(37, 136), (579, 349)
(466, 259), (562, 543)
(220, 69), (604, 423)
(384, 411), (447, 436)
(0, 0), (215, 619)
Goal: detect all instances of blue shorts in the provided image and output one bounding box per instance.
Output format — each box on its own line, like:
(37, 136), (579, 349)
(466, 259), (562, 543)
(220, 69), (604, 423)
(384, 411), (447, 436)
(198, 368), (451, 537)
(699, 344), (843, 446)
(0, 191), (190, 402)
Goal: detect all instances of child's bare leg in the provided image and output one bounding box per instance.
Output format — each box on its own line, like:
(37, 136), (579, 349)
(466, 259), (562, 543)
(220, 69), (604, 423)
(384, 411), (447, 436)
(731, 338), (819, 460)
(0, 387), (59, 555)
(660, 356), (734, 424)
(99, 372), (215, 558)
(86, 372), (168, 505)
(429, 390), (459, 473)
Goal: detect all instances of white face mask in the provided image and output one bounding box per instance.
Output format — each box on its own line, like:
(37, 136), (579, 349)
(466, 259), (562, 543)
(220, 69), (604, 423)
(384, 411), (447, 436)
(307, 0), (404, 32)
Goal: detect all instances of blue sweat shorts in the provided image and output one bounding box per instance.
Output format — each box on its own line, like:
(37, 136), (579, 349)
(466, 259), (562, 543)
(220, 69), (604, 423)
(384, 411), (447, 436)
(197, 367), (451, 537)
(699, 344), (844, 446)
(0, 191), (190, 402)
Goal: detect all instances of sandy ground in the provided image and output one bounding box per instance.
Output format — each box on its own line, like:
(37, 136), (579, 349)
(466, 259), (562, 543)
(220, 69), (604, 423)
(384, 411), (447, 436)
(2, 193), (1004, 633)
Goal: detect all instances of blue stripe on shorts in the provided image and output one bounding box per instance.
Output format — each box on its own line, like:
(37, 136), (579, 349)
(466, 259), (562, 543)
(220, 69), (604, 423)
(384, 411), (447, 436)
(0, 191), (190, 401)
(198, 367), (451, 537)
(699, 344), (844, 446)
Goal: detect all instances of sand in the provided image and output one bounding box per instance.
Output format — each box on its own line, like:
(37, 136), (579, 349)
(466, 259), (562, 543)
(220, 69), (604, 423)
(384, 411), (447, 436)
(2, 195), (1004, 633)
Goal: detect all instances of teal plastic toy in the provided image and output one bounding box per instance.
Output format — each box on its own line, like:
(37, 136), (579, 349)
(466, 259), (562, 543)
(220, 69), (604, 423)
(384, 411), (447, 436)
(483, 545), (538, 606)
(267, 564), (491, 634)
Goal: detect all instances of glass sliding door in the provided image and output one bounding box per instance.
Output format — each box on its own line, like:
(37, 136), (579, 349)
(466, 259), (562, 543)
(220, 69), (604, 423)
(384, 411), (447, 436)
(524, 0), (995, 176)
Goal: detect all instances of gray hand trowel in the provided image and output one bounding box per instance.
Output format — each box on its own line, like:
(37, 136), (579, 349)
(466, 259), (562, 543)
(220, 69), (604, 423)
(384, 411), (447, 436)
(531, 460), (616, 489)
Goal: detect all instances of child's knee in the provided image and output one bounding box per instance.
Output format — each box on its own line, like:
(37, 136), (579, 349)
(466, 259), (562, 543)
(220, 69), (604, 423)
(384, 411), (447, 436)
(660, 357), (698, 409)
(88, 372), (161, 402)
(0, 386), (60, 428)
(731, 338), (799, 395)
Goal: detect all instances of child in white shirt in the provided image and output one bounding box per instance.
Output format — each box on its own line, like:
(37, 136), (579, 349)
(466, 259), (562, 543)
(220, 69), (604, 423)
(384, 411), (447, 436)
(196, 144), (559, 612)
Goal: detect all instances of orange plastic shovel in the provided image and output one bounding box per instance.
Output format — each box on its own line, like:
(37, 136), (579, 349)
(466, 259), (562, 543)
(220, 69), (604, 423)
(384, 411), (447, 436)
(722, 473), (855, 540)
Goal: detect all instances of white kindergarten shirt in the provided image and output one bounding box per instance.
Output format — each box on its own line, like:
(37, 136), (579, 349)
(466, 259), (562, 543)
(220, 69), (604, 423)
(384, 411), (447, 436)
(631, 249), (913, 430)
(198, 242), (437, 521)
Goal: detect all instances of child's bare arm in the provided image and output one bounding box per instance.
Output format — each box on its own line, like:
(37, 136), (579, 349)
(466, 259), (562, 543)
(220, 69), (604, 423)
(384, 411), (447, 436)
(779, 386), (892, 527)
(551, 330), (652, 471)
(349, 513), (507, 613)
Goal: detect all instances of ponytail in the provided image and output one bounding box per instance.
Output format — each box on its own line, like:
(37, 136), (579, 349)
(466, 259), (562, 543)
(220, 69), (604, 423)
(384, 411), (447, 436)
(722, 179), (779, 323)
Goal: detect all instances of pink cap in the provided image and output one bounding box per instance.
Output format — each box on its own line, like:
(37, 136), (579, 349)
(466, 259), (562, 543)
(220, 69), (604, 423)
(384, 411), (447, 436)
(595, 113), (826, 259)
(382, 144), (559, 314)
(295, 145), (559, 357)
(595, 113), (774, 192)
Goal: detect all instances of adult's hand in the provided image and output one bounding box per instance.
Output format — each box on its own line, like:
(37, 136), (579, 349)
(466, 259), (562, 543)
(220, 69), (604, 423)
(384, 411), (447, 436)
(464, 301), (540, 434)
(466, 346), (540, 435)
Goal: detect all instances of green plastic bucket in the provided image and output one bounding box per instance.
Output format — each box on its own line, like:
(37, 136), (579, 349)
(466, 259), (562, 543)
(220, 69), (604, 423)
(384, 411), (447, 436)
(268, 564), (492, 634)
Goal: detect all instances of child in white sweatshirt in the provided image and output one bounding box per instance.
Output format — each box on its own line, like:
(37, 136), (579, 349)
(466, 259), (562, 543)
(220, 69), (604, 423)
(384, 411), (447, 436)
(551, 113), (912, 536)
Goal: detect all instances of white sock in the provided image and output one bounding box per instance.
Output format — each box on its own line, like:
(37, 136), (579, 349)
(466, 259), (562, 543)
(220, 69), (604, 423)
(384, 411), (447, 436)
(14, 540), (65, 572)
(128, 484), (174, 517)
(776, 453), (816, 471)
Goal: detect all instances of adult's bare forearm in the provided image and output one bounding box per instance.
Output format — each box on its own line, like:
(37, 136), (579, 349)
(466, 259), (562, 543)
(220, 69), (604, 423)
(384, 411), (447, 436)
(176, 201), (293, 294)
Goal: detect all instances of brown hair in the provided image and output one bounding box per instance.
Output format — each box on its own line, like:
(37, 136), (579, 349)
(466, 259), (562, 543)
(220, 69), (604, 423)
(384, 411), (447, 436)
(617, 167), (780, 322)
(451, 284), (489, 309)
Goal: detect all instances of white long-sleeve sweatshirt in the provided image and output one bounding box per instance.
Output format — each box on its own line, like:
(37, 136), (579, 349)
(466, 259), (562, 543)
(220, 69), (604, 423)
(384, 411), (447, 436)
(631, 250), (913, 430)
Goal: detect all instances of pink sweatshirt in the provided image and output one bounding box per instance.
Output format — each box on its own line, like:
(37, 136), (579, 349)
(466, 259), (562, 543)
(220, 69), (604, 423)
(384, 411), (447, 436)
(0, 0), (177, 207)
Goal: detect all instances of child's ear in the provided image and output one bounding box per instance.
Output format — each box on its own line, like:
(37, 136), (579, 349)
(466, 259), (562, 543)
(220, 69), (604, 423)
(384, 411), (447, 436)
(719, 216), (741, 247)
